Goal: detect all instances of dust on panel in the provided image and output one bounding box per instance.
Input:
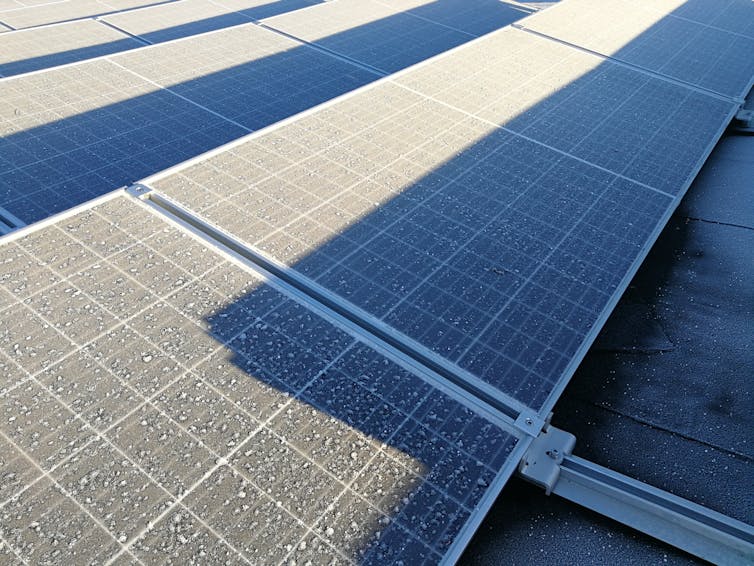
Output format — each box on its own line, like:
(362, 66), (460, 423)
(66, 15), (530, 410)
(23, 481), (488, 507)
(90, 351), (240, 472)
(0, 19), (143, 77)
(111, 22), (376, 129)
(518, 0), (754, 99)
(379, 0), (530, 36)
(0, 0), (174, 29)
(395, 27), (736, 195)
(0, 58), (246, 224)
(149, 81), (677, 411)
(0, 194), (520, 564)
(260, 0), (513, 73)
(101, 0), (252, 44)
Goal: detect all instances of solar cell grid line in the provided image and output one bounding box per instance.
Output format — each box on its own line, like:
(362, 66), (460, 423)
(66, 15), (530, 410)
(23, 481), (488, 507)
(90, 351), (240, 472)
(0, 57), (248, 225)
(394, 27), (738, 196)
(0, 192), (525, 565)
(259, 0), (526, 74)
(138, 77), (683, 414)
(516, 0), (754, 100)
(0, 0), (178, 29)
(100, 0), (253, 44)
(663, 0), (754, 39)
(374, 0), (532, 36)
(0, 18), (144, 77)
(108, 21), (377, 130)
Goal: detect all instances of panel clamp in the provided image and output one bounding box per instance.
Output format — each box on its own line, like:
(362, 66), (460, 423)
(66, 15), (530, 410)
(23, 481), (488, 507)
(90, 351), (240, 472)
(125, 183), (153, 199)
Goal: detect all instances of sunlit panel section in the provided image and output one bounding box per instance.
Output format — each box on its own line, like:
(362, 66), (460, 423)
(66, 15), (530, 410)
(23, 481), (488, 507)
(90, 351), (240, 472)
(519, 0), (754, 98)
(0, 0), (172, 28)
(101, 0), (249, 43)
(0, 195), (519, 564)
(0, 19), (142, 77)
(111, 22), (375, 129)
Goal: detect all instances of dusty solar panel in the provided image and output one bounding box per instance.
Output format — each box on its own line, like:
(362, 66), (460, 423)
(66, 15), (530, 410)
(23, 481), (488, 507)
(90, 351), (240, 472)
(0, 0), (173, 29)
(211, 0), (320, 20)
(111, 22), (376, 129)
(0, 193), (523, 564)
(101, 0), (252, 44)
(0, 59), (246, 224)
(379, 0), (530, 36)
(142, 0), (743, 413)
(517, 0), (754, 99)
(665, 0), (754, 38)
(261, 0), (487, 73)
(0, 22), (10, 32)
(0, 19), (143, 77)
(396, 27), (737, 195)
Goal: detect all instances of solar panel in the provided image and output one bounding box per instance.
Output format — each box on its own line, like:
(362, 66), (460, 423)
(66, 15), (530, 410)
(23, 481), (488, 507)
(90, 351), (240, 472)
(517, 0), (754, 99)
(379, 0), (531, 36)
(211, 0), (321, 20)
(143, 28), (736, 414)
(0, 193), (524, 565)
(0, 19), (143, 77)
(101, 0), (252, 44)
(395, 27), (738, 195)
(0, 59), (246, 224)
(666, 0), (754, 38)
(260, 0), (508, 74)
(0, 0), (172, 29)
(0, 23), (10, 32)
(110, 22), (376, 129)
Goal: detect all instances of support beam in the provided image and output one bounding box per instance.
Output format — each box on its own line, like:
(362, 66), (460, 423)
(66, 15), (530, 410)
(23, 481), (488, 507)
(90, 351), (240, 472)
(518, 424), (754, 565)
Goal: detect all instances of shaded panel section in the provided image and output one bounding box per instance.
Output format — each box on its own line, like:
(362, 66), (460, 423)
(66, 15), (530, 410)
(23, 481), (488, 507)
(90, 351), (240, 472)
(150, 81), (675, 410)
(0, 195), (520, 564)
(111, 22), (375, 129)
(0, 59), (246, 224)
(261, 0), (505, 73)
(0, 19), (143, 77)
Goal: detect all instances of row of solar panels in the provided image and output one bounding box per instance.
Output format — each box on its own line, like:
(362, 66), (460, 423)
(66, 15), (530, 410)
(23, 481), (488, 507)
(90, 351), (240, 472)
(0, 0), (530, 225)
(0, 0), (753, 563)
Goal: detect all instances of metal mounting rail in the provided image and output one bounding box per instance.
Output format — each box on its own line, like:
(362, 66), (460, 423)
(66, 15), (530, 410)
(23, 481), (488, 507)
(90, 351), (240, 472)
(518, 424), (754, 565)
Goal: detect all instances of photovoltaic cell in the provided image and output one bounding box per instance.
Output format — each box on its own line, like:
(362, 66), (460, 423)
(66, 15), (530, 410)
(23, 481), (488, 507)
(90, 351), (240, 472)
(379, 0), (530, 36)
(0, 0), (175, 29)
(261, 0), (518, 74)
(0, 59), (246, 224)
(395, 27), (736, 195)
(665, 0), (754, 38)
(101, 0), (253, 44)
(146, 79), (689, 410)
(210, 0), (321, 20)
(518, 0), (754, 99)
(0, 19), (143, 77)
(111, 22), (376, 129)
(0, 194), (521, 565)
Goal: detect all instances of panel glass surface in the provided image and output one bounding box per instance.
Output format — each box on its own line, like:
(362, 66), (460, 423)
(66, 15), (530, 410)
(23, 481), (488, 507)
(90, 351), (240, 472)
(261, 0), (516, 73)
(149, 81), (680, 410)
(0, 0), (173, 29)
(101, 0), (252, 44)
(395, 27), (736, 195)
(0, 59), (246, 224)
(0, 195), (520, 565)
(211, 0), (320, 20)
(0, 19), (142, 77)
(519, 0), (754, 99)
(111, 22), (376, 129)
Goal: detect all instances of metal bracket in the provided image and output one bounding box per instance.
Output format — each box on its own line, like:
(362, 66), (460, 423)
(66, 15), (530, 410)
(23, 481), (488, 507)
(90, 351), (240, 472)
(517, 424), (754, 564)
(125, 183), (153, 199)
(732, 109), (754, 134)
(517, 423), (576, 493)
